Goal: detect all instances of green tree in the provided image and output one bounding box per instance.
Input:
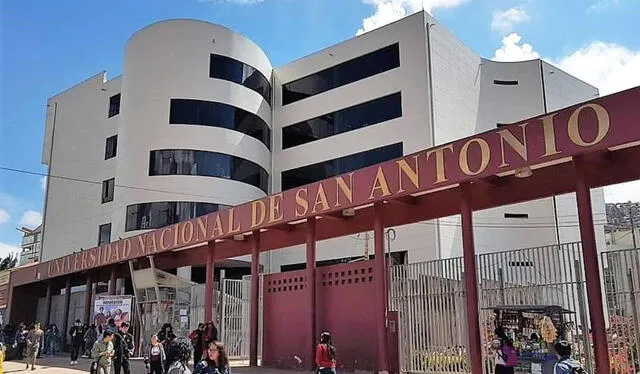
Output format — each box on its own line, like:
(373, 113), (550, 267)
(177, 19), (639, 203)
(0, 255), (17, 271)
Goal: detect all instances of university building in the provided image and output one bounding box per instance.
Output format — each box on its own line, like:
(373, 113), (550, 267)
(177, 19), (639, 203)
(2, 12), (621, 370)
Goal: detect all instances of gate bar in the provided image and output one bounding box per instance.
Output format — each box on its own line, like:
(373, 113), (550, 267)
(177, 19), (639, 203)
(374, 203), (390, 372)
(306, 218), (317, 368)
(574, 156), (610, 374)
(460, 183), (483, 374)
(205, 241), (216, 323)
(249, 230), (261, 366)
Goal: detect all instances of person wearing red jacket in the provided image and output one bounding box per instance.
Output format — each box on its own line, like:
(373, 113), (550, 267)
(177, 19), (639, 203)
(315, 332), (337, 374)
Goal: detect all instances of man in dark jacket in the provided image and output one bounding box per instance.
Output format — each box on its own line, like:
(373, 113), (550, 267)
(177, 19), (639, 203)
(68, 319), (84, 365)
(113, 321), (135, 374)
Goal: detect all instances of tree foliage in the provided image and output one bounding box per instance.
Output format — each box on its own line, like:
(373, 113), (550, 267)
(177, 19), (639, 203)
(0, 255), (18, 271)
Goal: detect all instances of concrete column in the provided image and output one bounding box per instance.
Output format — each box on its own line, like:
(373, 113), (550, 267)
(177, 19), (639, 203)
(373, 203), (389, 372)
(249, 230), (261, 367)
(460, 183), (482, 374)
(204, 241), (216, 323)
(306, 218), (317, 368)
(108, 267), (117, 295)
(574, 156), (610, 374)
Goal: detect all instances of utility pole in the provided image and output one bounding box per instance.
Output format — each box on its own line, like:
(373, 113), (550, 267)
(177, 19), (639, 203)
(630, 202), (638, 249)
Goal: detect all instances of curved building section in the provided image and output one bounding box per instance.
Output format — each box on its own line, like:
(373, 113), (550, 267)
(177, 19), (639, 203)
(113, 19), (273, 236)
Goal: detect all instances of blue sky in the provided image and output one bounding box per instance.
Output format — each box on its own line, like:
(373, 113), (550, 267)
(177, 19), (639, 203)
(1, 0), (639, 256)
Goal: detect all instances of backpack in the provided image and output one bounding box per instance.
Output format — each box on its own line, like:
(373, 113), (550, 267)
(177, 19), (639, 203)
(554, 359), (587, 374)
(500, 344), (518, 367)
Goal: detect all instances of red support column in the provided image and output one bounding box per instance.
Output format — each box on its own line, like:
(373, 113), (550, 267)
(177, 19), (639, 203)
(44, 282), (53, 327)
(205, 241), (216, 323)
(250, 230), (261, 367)
(374, 203), (389, 372)
(108, 267), (117, 295)
(306, 218), (317, 368)
(574, 156), (610, 374)
(460, 183), (483, 374)
(84, 274), (93, 325)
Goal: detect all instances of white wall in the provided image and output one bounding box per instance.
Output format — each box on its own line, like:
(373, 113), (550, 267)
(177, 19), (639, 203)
(41, 73), (121, 260)
(114, 19), (272, 239)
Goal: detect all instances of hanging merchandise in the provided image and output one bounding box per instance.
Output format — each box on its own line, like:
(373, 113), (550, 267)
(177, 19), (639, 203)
(540, 316), (558, 343)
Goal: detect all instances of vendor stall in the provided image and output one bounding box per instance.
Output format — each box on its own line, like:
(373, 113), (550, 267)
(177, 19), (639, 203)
(484, 305), (575, 374)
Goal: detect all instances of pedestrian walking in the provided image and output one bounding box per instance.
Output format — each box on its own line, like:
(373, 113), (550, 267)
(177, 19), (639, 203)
(113, 322), (135, 374)
(69, 319), (84, 365)
(91, 331), (115, 374)
(165, 337), (192, 374)
(188, 323), (205, 366)
(25, 323), (43, 371)
(194, 341), (230, 374)
(46, 324), (60, 357)
(84, 325), (98, 357)
(158, 324), (176, 348)
(552, 341), (586, 374)
(14, 324), (28, 360)
(144, 334), (166, 374)
(492, 327), (518, 374)
(315, 332), (337, 374)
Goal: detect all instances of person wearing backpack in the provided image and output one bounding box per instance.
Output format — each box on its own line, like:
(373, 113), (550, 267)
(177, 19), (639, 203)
(553, 341), (586, 374)
(315, 332), (337, 374)
(492, 327), (518, 374)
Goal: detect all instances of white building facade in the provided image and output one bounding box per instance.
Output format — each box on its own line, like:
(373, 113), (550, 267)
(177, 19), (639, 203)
(39, 12), (607, 276)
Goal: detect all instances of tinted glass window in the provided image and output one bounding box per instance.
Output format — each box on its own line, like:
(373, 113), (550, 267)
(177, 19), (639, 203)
(108, 94), (121, 118)
(98, 223), (111, 245)
(282, 92), (402, 149)
(105, 135), (117, 159)
(102, 178), (115, 203)
(210, 54), (272, 104)
(282, 43), (400, 105)
(125, 202), (227, 232)
(169, 99), (271, 149)
(149, 149), (269, 193)
(281, 142), (403, 190)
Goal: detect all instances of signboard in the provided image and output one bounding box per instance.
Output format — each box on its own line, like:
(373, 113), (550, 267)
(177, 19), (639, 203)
(30, 87), (640, 280)
(0, 271), (10, 286)
(93, 295), (133, 330)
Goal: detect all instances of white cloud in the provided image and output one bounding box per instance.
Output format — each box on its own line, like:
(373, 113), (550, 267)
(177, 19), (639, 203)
(492, 33), (540, 62)
(41, 176), (47, 191)
(0, 243), (19, 259)
(491, 8), (530, 33)
(19, 210), (42, 228)
(0, 209), (9, 224)
(492, 34), (640, 203)
(588, 0), (620, 13)
(356, 0), (466, 35)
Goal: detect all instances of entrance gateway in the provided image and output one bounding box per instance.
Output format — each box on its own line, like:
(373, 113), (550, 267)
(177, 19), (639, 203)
(6, 87), (640, 373)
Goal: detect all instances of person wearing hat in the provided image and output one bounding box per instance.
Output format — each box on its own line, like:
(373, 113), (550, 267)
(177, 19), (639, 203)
(113, 321), (135, 374)
(69, 319), (85, 365)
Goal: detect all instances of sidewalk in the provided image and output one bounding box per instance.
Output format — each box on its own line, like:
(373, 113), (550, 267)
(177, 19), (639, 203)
(2, 355), (301, 374)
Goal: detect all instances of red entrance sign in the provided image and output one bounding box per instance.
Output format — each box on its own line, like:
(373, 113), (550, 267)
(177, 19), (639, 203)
(41, 87), (640, 279)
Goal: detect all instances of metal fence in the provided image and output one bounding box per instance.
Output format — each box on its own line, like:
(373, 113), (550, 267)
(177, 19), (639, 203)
(601, 247), (640, 374)
(390, 242), (593, 374)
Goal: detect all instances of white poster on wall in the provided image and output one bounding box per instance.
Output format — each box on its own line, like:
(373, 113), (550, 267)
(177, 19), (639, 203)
(93, 295), (133, 330)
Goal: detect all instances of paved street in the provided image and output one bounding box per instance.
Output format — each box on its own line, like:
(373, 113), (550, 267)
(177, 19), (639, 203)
(2, 356), (293, 374)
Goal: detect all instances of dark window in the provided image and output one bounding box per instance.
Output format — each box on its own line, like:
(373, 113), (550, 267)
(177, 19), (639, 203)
(210, 54), (272, 104)
(108, 94), (121, 117)
(282, 92), (402, 149)
(504, 213), (529, 219)
(282, 43), (400, 105)
(508, 261), (534, 267)
(125, 202), (227, 232)
(101, 178), (115, 203)
(281, 142), (403, 191)
(149, 149), (269, 193)
(98, 223), (111, 245)
(493, 80), (519, 85)
(169, 99), (271, 149)
(105, 135), (118, 159)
